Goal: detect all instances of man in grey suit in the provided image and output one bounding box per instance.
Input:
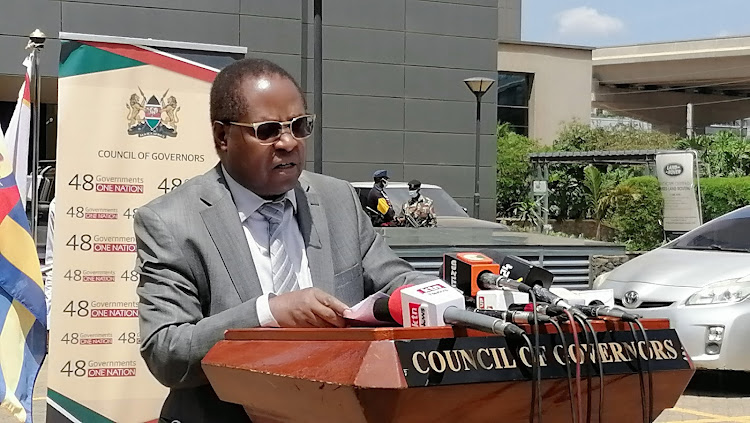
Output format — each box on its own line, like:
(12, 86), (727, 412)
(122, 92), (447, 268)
(135, 59), (434, 422)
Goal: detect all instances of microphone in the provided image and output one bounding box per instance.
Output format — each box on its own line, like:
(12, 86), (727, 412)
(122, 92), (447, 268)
(442, 252), (541, 297)
(477, 249), (553, 288)
(478, 250), (587, 319)
(529, 285), (586, 318)
(443, 252), (570, 318)
(442, 252), (500, 296)
(511, 303), (566, 317)
(478, 271), (530, 293)
(443, 307), (526, 337)
(399, 280), (525, 337)
(577, 305), (640, 322)
(473, 308), (551, 324)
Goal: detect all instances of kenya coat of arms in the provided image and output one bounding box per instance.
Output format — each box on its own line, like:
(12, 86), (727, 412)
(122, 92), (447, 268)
(126, 88), (180, 138)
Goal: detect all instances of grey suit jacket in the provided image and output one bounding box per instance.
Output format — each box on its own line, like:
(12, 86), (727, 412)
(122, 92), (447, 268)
(134, 164), (433, 422)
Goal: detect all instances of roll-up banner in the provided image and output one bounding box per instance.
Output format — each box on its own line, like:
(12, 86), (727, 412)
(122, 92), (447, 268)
(48, 33), (245, 422)
(655, 151), (702, 236)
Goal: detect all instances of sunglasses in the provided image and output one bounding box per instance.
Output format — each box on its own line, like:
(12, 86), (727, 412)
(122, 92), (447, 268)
(228, 114), (315, 144)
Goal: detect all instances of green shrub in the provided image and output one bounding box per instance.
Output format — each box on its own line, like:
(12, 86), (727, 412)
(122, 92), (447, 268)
(700, 177), (750, 220)
(496, 123), (541, 216)
(607, 176), (750, 251)
(610, 176), (664, 251)
(548, 166), (587, 220)
(677, 131), (750, 178)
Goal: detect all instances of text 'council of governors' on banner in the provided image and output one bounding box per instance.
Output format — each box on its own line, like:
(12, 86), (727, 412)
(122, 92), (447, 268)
(48, 33), (244, 423)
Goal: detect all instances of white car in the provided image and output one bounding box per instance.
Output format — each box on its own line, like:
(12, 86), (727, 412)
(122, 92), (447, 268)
(593, 205), (750, 371)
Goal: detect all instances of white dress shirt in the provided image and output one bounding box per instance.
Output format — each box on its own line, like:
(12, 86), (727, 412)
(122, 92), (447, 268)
(222, 167), (313, 326)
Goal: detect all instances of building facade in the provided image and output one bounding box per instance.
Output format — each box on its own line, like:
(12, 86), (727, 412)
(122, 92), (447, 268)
(497, 40), (593, 145)
(0, 0), (517, 220)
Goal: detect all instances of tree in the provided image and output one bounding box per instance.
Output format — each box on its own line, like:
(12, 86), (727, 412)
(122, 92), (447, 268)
(582, 165), (640, 240)
(496, 123), (542, 216)
(677, 131), (750, 178)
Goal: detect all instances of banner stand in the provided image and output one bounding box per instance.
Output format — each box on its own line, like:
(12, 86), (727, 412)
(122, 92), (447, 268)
(655, 150), (703, 241)
(48, 32), (245, 423)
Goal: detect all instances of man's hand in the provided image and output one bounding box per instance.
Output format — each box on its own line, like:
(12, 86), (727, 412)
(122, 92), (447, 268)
(268, 288), (349, 328)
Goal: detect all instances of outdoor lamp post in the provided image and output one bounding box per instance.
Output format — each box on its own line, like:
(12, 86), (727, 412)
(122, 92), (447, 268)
(463, 77), (494, 219)
(313, 0), (323, 174)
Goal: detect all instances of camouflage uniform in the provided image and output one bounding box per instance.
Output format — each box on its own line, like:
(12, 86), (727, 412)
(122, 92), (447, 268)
(398, 195), (437, 227)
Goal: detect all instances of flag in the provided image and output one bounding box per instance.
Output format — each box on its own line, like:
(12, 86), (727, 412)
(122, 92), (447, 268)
(3, 56), (32, 210)
(0, 129), (46, 422)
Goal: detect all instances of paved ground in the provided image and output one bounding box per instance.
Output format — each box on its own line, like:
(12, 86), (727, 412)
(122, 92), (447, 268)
(655, 371), (750, 423)
(3, 364), (750, 422)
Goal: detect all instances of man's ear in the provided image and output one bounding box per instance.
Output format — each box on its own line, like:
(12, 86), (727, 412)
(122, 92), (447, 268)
(212, 121), (228, 152)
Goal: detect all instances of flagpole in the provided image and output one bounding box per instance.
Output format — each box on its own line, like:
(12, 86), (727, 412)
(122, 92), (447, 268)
(27, 29), (46, 243)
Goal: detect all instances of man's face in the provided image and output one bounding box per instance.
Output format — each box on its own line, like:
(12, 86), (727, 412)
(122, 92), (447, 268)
(214, 74), (306, 198)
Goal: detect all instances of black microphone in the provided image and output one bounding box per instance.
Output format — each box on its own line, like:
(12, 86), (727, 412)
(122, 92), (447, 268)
(477, 271), (529, 293)
(478, 249), (553, 288)
(578, 305), (641, 322)
(529, 285), (587, 319)
(534, 303), (566, 317)
(473, 308), (552, 324)
(479, 250), (587, 319)
(443, 307), (527, 337)
(508, 303), (566, 317)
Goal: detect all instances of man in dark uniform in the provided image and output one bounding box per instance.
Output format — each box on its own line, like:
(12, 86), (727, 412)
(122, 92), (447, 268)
(366, 169), (395, 226)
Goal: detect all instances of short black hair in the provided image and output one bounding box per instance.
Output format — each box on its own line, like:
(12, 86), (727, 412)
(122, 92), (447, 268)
(209, 58), (305, 123)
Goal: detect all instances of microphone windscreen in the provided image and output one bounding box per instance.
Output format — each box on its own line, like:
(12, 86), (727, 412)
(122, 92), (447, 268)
(372, 298), (395, 323)
(388, 284), (414, 325)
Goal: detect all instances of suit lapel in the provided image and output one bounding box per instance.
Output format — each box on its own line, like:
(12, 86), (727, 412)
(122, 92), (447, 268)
(199, 166), (263, 302)
(295, 174), (335, 294)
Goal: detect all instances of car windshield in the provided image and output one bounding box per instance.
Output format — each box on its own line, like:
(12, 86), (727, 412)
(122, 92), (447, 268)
(384, 187), (469, 217)
(669, 206), (750, 252)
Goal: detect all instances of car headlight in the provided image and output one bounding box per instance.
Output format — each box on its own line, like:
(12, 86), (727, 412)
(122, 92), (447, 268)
(592, 271), (611, 290)
(686, 278), (750, 305)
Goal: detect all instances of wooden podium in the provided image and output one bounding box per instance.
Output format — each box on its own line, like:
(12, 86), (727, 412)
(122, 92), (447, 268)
(202, 319), (693, 423)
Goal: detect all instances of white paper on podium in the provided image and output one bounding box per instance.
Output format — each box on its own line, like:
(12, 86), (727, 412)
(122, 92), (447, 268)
(342, 292), (389, 325)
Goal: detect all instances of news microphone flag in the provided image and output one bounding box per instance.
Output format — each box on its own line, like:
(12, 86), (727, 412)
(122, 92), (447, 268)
(2, 55), (32, 209)
(0, 129), (46, 423)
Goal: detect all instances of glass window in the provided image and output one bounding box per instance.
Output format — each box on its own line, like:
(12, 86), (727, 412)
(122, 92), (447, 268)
(497, 106), (528, 126)
(497, 72), (532, 136)
(497, 72), (531, 107)
(497, 106), (529, 136)
(669, 206), (750, 252)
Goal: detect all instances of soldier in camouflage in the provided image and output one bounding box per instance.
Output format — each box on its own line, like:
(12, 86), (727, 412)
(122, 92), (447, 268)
(397, 179), (437, 227)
